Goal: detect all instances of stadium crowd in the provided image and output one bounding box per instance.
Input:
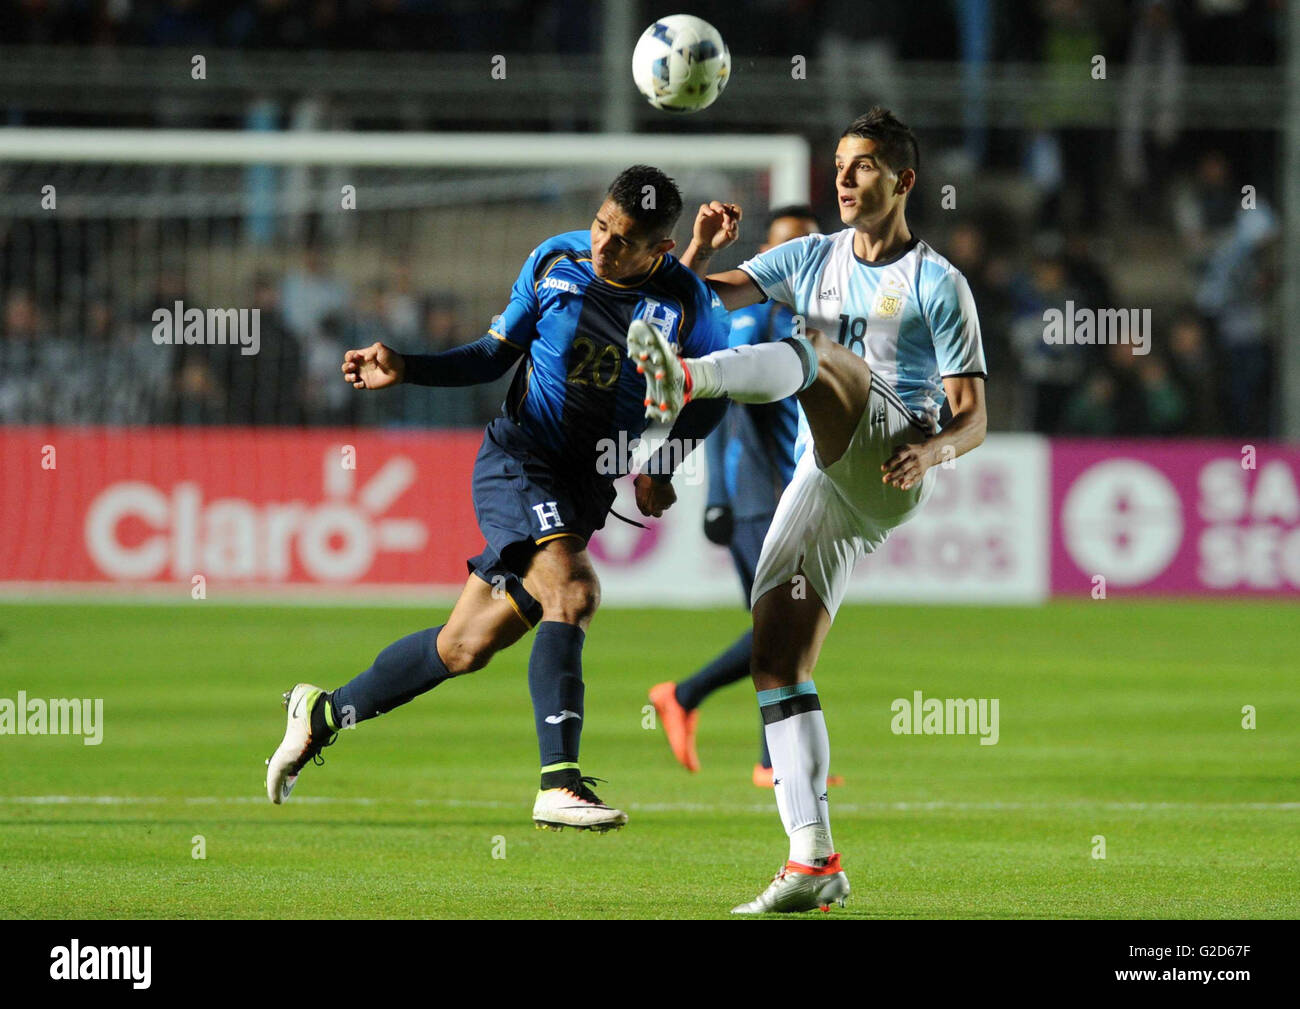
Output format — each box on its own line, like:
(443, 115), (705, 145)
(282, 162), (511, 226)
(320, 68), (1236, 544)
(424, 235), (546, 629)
(0, 0), (1283, 437)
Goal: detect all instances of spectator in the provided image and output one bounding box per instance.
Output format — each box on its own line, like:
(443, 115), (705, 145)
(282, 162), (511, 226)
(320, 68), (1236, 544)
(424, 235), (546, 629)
(381, 263), (422, 342)
(1061, 368), (1120, 436)
(143, 269), (225, 424)
(1102, 342), (1154, 434)
(224, 273), (305, 424)
(1118, 0), (1185, 208)
(83, 297), (156, 424)
(946, 219), (1016, 425)
(1030, 0), (1109, 228)
(282, 245), (352, 422)
(1135, 354), (1189, 435)
(1165, 310), (1221, 435)
(1008, 235), (1090, 433)
(281, 243), (350, 340)
(1061, 230), (1115, 311)
(1172, 150), (1238, 266)
(1187, 169), (1279, 437)
(0, 289), (45, 422)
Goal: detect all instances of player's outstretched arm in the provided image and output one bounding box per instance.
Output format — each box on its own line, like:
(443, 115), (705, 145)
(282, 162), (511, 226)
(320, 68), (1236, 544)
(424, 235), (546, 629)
(881, 376), (987, 491)
(701, 269), (765, 312)
(343, 333), (524, 391)
(342, 342), (404, 390)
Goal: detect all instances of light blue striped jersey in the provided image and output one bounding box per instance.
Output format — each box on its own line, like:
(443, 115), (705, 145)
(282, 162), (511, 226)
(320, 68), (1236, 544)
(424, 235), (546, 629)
(738, 229), (986, 432)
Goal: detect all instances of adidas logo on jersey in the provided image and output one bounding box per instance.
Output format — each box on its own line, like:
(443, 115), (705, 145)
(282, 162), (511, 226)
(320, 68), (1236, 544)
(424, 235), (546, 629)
(818, 286), (839, 300)
(871, 405), (886, 425)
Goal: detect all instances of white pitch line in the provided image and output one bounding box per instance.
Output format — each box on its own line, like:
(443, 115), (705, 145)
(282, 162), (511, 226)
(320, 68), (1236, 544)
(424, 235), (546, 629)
(1, 796), (1297, 813)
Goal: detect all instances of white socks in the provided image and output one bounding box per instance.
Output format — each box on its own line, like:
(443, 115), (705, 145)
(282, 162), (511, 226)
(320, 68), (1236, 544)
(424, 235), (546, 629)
(686, 337), (817, 404)
(759, 683), (834, 866)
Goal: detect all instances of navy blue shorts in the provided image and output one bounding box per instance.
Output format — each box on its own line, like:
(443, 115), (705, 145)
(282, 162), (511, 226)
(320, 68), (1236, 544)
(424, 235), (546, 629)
(468, 417), (616, 627)
(729, 514), (774, 610)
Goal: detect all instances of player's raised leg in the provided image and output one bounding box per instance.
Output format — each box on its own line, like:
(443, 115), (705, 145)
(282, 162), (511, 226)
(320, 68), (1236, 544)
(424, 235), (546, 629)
(631, 321), (874, 469)
(522, 535), (628, 831)
(630, 320), (817, 423)
(265, 573), (528, 804)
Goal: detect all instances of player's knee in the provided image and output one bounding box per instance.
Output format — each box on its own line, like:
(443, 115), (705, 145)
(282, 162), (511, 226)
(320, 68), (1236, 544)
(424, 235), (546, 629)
(806, 327), (833, 354)
(438, 632), (496, 675)
(540, 574), (600, 625)
(750, 645), (798, 690)
(812, 330), (860, 379)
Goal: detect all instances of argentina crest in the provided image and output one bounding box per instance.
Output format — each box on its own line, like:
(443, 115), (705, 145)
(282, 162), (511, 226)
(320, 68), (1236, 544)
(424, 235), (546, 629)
(874, 278), (907, 319)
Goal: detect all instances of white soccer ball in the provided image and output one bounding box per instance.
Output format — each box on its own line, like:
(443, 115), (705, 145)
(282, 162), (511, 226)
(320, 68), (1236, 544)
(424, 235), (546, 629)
(632, 14), (730, 113)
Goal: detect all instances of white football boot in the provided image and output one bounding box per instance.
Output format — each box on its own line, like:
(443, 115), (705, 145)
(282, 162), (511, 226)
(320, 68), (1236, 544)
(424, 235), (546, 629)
(265, 683), (336, 804)
(627, 319), (687, 424)
(532, 776), (629, 832)
(731, 854), (851, 914)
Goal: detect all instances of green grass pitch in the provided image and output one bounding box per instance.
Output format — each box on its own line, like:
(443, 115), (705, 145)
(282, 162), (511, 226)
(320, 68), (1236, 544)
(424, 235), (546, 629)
(1, 599), (1296, 919)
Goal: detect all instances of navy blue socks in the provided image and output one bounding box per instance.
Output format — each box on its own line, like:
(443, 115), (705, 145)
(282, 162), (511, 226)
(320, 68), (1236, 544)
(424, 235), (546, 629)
(327, 624), (453, 729)
(530, 621), (587, 786)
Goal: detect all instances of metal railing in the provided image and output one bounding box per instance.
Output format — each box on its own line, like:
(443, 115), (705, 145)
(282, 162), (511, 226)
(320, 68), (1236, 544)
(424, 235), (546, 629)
(0, 47), (1283, 131)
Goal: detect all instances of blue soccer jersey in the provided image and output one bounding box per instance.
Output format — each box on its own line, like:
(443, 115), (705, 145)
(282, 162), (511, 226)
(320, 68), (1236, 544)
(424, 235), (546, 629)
(738, 230), (986, 433)
(707, 302), (800, 521)
(493, 229), (730, 467)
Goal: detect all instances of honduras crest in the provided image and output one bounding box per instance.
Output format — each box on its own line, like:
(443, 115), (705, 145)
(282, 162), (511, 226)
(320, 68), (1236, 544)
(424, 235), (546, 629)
(640, 298), (681, 346)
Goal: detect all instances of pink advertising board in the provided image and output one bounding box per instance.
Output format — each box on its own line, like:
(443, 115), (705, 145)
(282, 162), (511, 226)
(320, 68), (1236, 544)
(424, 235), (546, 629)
(1051, 439), (1300, 596)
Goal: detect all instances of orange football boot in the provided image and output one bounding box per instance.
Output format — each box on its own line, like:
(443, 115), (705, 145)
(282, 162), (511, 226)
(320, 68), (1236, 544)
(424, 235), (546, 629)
(648, 681), (700, 772)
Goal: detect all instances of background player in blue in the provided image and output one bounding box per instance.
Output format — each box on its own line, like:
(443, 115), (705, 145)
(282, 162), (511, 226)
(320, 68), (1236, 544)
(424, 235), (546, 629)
(649, 206), (840, 789)
(264, 166), (729, 832)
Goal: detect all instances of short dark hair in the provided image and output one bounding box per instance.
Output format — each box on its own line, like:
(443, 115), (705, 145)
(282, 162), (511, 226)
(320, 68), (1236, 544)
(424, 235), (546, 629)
(605, 165), (683, 242)
(767, 204), (821, 231)
(842, 106), (919, 178)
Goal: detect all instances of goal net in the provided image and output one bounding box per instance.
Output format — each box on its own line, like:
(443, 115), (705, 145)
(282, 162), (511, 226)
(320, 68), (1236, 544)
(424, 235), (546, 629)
(0, 129), (809, 600)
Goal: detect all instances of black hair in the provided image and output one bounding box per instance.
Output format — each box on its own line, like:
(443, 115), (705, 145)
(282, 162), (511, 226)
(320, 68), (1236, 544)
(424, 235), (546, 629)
(605, 165), (683, 242)
(767, 204), (821, 231)
(841, 106), (920, 178)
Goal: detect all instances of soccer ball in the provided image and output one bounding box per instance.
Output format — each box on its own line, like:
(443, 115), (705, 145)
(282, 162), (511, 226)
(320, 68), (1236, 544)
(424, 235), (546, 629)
(632, 14), (730, 113)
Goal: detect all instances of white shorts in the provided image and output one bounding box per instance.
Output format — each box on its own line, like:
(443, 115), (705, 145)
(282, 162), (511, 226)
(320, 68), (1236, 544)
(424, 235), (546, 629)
(750, 375), (936, 620)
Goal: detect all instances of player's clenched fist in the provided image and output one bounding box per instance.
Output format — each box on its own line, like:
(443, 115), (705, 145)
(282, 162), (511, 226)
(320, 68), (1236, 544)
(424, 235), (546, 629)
(342, 342), (404, 390)
(693, 200), (742, 254)
(634, 472), (677, 518)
